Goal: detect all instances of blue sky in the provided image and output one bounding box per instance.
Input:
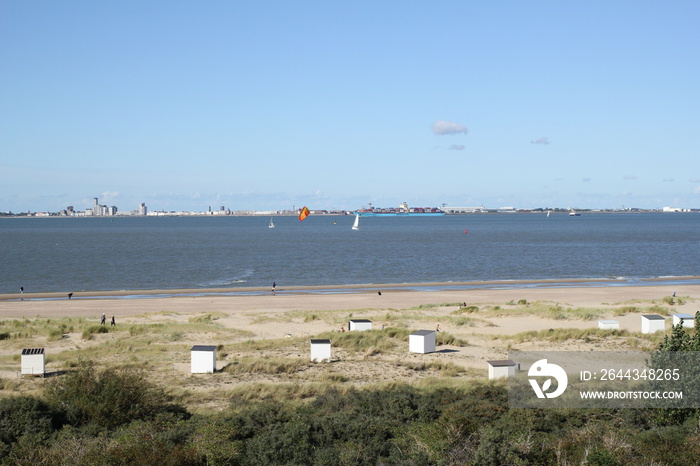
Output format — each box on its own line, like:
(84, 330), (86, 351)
(2, 1), (699, 213)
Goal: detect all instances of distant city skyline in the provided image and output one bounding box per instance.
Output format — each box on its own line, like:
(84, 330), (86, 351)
(2, 2), (699, 213)
(3, 194), (695, 217)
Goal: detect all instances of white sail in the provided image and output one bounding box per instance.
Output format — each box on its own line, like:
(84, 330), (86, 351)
(352, 214), (360, 230)
(268, 218), (275, 228)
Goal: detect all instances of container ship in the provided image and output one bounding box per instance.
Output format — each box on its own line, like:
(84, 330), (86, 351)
(353, 202), (445, 217)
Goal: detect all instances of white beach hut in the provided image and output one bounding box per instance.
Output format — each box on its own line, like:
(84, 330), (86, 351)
(348, 319), (372, 331)
(641, 315), (665, 334)
(409, 330), (436, 354)
(487, 360), (519, 380)
(310, 339), (332, 362)
(598, 320), (620, 330)
(21, 348), (45, 376)
(672, 313), (695, 329)
(190, 345), (217, 374)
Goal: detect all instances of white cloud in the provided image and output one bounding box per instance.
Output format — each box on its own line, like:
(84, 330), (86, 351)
(581, 178), (591, 182)
(531, 137), (550, 145)
(662, 178), (674, 182)
(101, 191), (119, 203)
(623, 175), (637, 180)
(448, 144), (465, 151)
(432, 120), (468, 135)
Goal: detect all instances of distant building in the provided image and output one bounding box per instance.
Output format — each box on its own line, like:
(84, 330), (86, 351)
(138, 203), (148, 216)
(444, 206), (488, 214)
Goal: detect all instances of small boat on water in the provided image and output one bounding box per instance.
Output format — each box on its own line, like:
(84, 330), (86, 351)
(569, 210), (581, 216)
(268, 218), (276, 228)
(351, 214), (360, 230)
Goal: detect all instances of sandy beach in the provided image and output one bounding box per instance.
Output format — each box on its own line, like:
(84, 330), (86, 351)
(1, 279), (698, 410)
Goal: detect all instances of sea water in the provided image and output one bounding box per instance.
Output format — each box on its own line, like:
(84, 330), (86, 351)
(1, 213), (698, 294)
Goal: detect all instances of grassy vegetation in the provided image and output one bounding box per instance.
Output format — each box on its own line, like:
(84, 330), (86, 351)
(398, 360), (467, 377)
(223, 357), (308, 375)
(309, 328), (410, 355)
(411, 302), (464, 309)
(493, 328), (631, 344)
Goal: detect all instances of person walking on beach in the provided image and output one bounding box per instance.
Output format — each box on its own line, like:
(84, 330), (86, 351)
(101, 313), (106, 325)
(110, 316), (115, 327)
(272, 282), (276, 295)
(68, 292), (73, 299)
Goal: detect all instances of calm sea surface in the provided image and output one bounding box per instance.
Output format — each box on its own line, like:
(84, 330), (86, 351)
(1, 213), (699, 294)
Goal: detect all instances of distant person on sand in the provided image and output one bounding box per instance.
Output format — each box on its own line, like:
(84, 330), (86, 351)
(101, 313), (106, 325)
(436, 324), (441, 332)
(68, 292), (73, 299)
(341, 326), (345, 332)
(377, 291), (382, 296)
(110, 316), (115, 327)
(20, 286), (24, 294)
(272, 282), (276, 295)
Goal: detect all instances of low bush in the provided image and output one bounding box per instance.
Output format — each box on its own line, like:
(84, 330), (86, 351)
(43, 361), (187, 430)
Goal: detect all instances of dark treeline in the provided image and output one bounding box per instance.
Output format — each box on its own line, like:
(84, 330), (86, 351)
(1, 319), (699, 465)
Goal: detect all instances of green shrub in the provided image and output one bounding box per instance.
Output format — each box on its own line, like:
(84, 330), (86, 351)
(44, 361), (186, 430)
(0, 396), (57, 446)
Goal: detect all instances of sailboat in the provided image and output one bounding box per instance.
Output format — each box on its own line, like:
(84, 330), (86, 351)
(268, 217), (275, 228)
(351, 214), (360, 230)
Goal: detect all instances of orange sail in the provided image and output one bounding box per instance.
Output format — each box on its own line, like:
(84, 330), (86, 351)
(298, 206), (310, 221)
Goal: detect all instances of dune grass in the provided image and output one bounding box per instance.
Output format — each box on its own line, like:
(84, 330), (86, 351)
(411, 302), (464, 310)
(188, 312), (229, 323)
(481, 302), (606, 321)
(312, 328), (412, 355)
(223, 357), (308, 375)
(398, 360), (467, 377)
(490, 327), (664, 345)
(0, 317), (89, 341)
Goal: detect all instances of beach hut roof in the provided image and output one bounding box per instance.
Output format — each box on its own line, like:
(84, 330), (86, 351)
(191, 345), (216, 352)
(21, 348), (45, 355)
(349, 319), (372, 323)
(310, 339), (331, 344)
(673, 313), (693, 319)
(487, 360), (518, 367)
(411, 330), (435, 336)
(642, 315), (665, 320)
